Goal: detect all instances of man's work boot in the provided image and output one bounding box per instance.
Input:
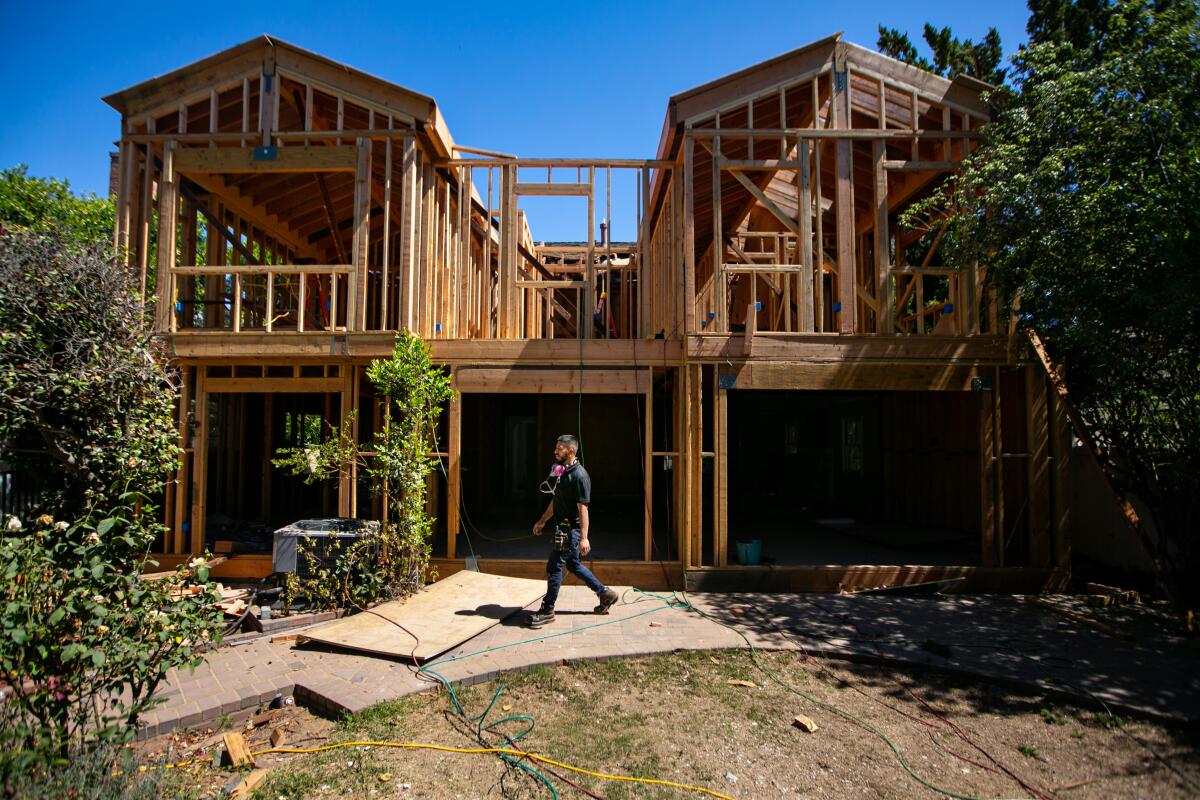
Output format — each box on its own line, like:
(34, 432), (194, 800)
(594, 589), (620, 615)
(527, 607), (556, 628)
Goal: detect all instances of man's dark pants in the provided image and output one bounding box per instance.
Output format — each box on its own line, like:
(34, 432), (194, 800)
(543, 529), (607, 609)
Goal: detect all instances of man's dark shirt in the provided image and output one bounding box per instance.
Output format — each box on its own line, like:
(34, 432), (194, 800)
(552, 461), (591, 528)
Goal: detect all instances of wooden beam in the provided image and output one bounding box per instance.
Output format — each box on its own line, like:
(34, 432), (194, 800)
(727, 362), (986, 391)
(515, 182), (590, 196)
(174, 145), (358, 173)
(204, 377), (343, 393)
(454, 368), (650, 395)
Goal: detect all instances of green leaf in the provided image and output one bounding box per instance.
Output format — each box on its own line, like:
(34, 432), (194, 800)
(48, 607), (65, 625)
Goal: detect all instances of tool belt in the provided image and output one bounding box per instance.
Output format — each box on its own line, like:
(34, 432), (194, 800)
(552, 519), (573, 551)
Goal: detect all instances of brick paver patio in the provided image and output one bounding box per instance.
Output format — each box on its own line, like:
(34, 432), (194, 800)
(138, 587), (1200, 738)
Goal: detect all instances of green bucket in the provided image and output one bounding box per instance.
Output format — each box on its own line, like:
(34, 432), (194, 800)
(736, 539), (762, 566)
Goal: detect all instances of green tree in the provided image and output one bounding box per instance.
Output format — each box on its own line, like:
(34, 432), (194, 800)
(930, 0), (1200, 608)
(0, 166), (114, 249)
(877, 23), (1007, 84)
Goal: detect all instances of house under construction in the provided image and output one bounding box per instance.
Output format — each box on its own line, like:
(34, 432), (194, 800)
(103, 34), (1072, 591)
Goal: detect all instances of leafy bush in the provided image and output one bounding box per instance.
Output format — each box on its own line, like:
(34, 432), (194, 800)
(274, 332), (453, 610)
(0, 230), (224, 782)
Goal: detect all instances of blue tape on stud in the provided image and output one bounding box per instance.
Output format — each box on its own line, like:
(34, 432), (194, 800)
(435, 322), (442, 333)
(833, 301), (842, 312)
(708, 311), (716, 319)
(176, 301), (183, 312)
(701, 319), (708, 328)
(943, 303), (955, 314)
(755, 301), (762, 312)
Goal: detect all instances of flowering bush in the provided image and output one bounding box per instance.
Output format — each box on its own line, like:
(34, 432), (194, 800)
(0, 507), (223, 781)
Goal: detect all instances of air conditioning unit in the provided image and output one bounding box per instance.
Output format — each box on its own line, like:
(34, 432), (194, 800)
(272, 518), (380, 577)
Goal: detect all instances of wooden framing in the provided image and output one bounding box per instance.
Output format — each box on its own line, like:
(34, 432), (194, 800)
(108, 34), (1067, 592)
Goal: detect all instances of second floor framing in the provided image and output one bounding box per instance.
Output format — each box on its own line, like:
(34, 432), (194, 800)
(106, 34), (1004, 353)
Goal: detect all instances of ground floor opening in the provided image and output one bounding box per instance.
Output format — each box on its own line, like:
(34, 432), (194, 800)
(726, 390), (983, 566)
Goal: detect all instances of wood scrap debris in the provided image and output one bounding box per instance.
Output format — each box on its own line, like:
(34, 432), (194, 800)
(226, 768), (267, 799)
(792, 714), (818, 733)
(1085, 582), (1141, 608)
(727, 679), (757, 688)
(222, 731), (254, 767)
(1023, 596), (1134, 641)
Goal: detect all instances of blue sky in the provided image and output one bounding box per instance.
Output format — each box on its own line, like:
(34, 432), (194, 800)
(0, 0), (1029, 240)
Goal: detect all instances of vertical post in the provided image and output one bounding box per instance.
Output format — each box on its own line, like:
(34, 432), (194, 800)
(498, 164), (515, 337)
(798, 137), (814, 332)
(585, 166), (596, 338)
(155, 141), (178, 332)
(714, 374), (728, 567)
(1049, 372), (1072, 571)
(261, 393), (274, 521)
(873, 140), (892, 334)
(380, 119), (393, 330)
(173, 367), (191, 553)
(350, 136), (371, 331)
(711, 137), (725, 332)
(338, 367), (355, 517)
(683, 137), (696, 334)
(691, 364), (704, 566)
(399, 135), (418, 331)
(992, 366), (1005, 566)
(639, 166), (650, 338)
(189, 369), (208, 555)
(644, 369), (653, 561)
(447, 369), (460, 559)
(1026, 364), (1052, 567)
(833, 46), (855, 333)
(978, 380), (996, 567)
(259, 58), (276, 147)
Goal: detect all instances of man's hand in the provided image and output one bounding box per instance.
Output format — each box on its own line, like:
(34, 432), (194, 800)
(579, 537), (591, 557)
(533, 519), (546, 536)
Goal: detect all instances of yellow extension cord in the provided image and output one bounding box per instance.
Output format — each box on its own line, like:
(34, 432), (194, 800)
(139, 739), (740, 800)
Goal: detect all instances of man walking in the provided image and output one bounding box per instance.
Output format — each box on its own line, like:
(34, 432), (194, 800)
(528, 434), (619, 628)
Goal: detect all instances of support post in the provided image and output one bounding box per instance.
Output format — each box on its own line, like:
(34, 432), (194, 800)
(873, 140), (893, 334)
(978, 381), (996, 567)
(189, 369), (207, 555)
(447, 369), (461, 559)
(155, 141), (178, 332)
(683, 137), (696, 334)
(798, 137), (814, 332)
(1026, 364), (1052, 567)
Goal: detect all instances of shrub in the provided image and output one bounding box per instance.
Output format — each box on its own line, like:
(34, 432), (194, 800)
(274, 332), (453, 610)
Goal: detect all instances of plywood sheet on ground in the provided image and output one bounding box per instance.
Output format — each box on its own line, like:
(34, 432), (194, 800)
(300, 570), (546, 660)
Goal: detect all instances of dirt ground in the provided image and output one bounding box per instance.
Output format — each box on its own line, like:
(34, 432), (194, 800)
(141, 648), (1200, 800)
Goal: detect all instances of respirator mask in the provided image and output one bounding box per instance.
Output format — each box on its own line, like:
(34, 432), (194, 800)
(539, 463), (566, 495)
